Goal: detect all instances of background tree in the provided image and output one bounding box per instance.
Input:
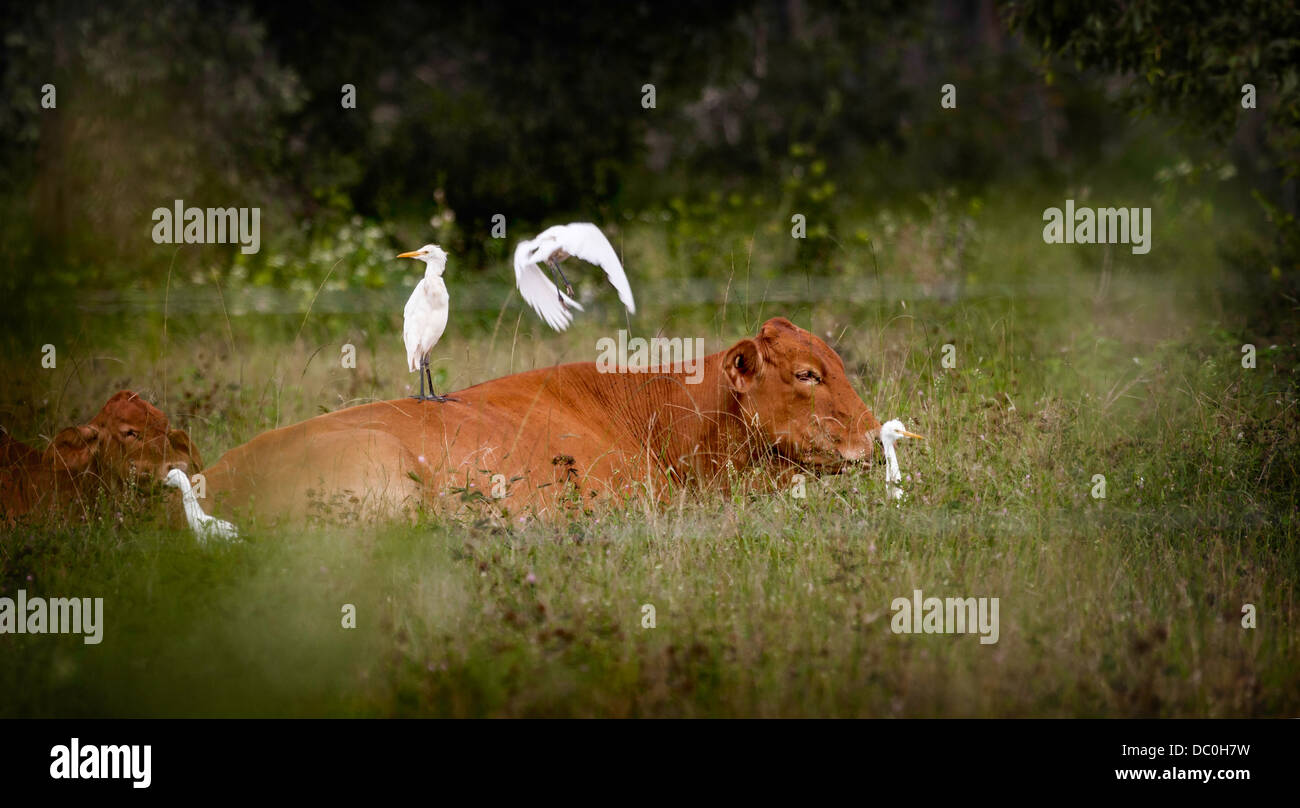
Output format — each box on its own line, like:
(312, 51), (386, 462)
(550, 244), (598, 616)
(1006, 0), (1300, 263)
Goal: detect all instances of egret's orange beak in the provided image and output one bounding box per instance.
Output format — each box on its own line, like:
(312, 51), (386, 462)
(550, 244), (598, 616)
(397, 250), (422, 259)
(902, 430), (926, 440)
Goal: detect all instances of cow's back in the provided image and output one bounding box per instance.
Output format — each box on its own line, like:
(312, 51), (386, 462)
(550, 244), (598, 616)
(202, 363), (645, 523)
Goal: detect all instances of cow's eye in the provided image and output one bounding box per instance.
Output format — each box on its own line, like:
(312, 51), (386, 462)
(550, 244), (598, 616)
(796, 370), (822, 384)
(122, 429), (139, 440)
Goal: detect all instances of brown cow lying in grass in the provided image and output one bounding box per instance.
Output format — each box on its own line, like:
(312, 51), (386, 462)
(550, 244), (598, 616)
(202, 317), (898, 526)
(0, 391), (204, 526)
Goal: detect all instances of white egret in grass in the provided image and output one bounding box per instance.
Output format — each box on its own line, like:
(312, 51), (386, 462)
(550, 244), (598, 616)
(396, 244), (455, 402)
(513, 222), (635, 331)
(878, 419), (925, 500)
(164, 468), (239, 543)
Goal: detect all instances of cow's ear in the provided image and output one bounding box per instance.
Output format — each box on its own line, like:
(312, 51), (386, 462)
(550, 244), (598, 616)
(724, 339), (763, 393)
(47, 424), (101, 472)
(168, 429), (203, 472)
(757, 317), (797, 341)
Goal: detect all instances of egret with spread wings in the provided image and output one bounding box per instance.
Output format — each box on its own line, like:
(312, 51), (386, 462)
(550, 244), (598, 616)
(513, 223), (635, 331)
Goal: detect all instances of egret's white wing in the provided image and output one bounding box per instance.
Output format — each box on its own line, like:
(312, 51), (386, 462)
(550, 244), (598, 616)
(548, 223), (636, 314)
(402, 287), (423, 372)
(514, 242), (582, 332)
(403, 277), (451, 369)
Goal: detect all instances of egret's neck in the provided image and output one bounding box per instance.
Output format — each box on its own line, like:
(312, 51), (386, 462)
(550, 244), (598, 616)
(171, 476), (209, 527)
(882, 439), (905, 500)
(182, 494), (207, 528)
(422, 260), (446, 281)
(882, 439), (901, 483)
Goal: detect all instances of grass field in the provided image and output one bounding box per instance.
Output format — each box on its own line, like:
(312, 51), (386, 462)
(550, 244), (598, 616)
(1, 175), (1297, 717)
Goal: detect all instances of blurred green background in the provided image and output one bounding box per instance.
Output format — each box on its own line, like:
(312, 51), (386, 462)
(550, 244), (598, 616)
(1, 0), (1298, 717)
(1, 1), (1295, 314)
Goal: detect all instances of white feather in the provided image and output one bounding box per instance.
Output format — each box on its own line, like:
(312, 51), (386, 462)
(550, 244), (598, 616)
(164, 468), (239, 543)
(879, 419), (923, 502)
(513, 222), (633, 331)
(404, 276), (449, 372)
(514, 242), (583, 332)
(399, 245), (451, 372)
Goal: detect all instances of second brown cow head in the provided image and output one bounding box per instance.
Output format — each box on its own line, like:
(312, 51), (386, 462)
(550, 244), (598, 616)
(45, 391), (203, 483)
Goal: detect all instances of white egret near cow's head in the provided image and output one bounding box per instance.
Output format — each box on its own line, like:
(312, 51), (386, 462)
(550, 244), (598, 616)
(878, 419), (925, 500)
(513, 222), (635, 331)
(396, 244), (456, 402)
(164, 468), (239, 543)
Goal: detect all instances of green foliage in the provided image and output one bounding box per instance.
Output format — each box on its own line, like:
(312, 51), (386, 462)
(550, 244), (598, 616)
(1006, 0), (1300, 152)
(1005, 0), (1300, 270)
(662, 190), (773, 279)
(0, 0), (1142, 302)
(785, 143), (839, 269)
(0, 0), (304, 270)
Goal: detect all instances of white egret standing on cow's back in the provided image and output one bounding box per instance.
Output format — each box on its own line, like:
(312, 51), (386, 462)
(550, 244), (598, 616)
(513, 222), (635, 332)
(164, 468), (239, 543)
(396, 244), (455, 402)
(878, 419), (925, 500)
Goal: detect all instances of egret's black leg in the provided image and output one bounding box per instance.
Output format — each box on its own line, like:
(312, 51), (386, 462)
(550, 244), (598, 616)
(547, 261), (565, 305)
(412, 357), (427, 401)
(424, 357), (457, 403)
(550, 257), (576, 301)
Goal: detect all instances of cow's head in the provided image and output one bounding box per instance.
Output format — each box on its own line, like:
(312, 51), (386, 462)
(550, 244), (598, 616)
(45, 391), (203, 481)
(723, 317), (880, 470)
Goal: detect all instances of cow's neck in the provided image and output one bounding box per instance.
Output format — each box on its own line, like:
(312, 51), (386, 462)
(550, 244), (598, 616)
(564, 352), (760, 480)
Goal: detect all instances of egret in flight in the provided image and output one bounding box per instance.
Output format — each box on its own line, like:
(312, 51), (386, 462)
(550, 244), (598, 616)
(878, 419), (925, 500)
(396, 244), (455, 402)
(164, 469), (239, 543)
(513, 222), (635, 331)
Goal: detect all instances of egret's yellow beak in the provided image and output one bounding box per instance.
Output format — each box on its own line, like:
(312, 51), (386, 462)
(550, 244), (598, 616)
(902, 430), (926, 440)
(397, 250), (422, 259)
